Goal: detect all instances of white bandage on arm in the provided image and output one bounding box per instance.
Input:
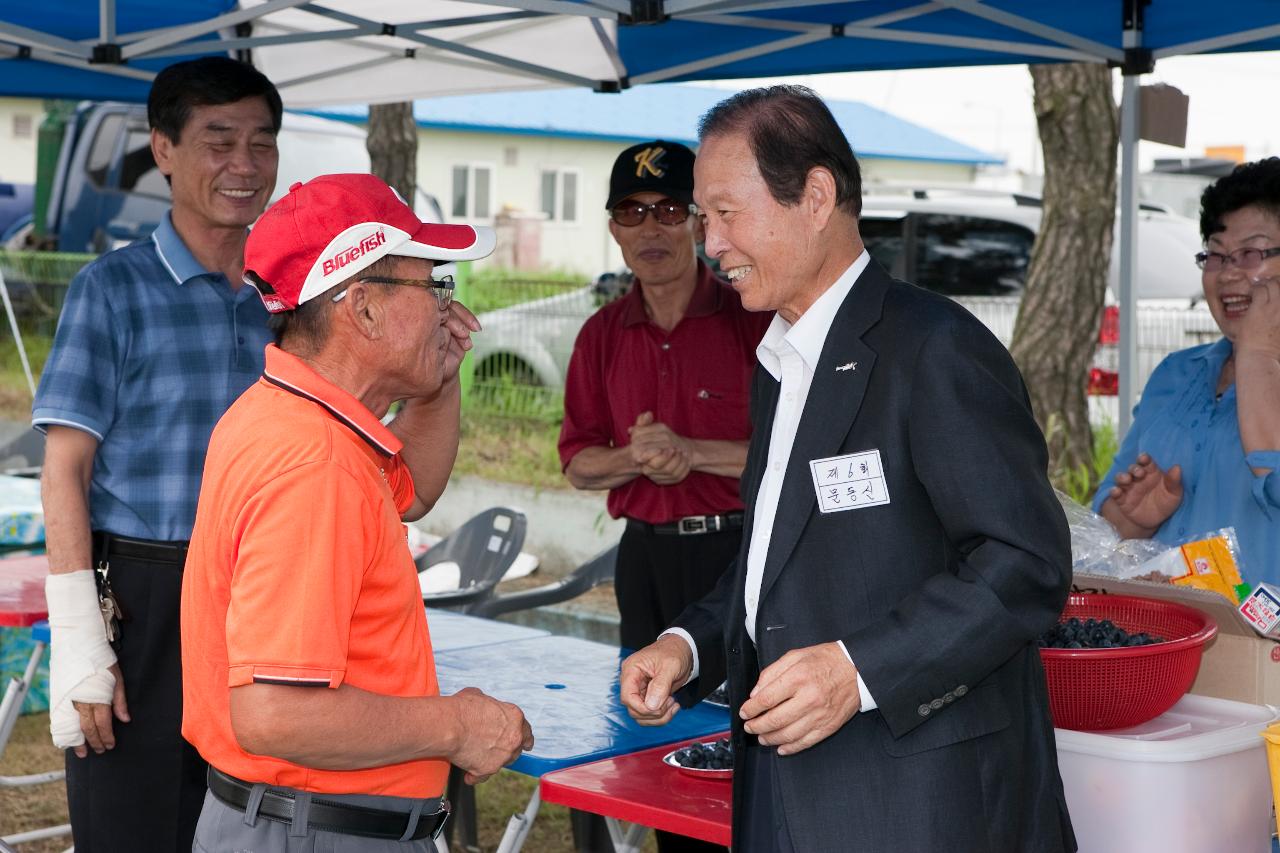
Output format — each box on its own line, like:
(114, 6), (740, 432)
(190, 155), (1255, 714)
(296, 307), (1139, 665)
(45, 570), (118, 749)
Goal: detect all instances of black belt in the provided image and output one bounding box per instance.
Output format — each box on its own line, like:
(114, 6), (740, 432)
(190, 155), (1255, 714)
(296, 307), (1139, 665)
(92, 531), (189, 566)
(208, 768), (448, 842)
(627, 512), (745, 536)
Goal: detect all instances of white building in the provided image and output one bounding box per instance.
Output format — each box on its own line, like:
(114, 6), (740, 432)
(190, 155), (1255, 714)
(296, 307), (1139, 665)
(1, 85), (1002, 274)
(317, 84), (1002, 276)
(0, 97), (40, 183)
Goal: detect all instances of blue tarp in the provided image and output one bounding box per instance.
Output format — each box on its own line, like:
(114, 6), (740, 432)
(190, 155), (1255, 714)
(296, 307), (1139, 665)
(2, 1), (1279, 104)
(0, 1), (234, 101)
(619, 1), (1280, 82)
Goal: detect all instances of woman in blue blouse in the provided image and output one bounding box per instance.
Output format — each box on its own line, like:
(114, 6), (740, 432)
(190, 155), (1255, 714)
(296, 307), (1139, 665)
(1094, 158), (1280, 582)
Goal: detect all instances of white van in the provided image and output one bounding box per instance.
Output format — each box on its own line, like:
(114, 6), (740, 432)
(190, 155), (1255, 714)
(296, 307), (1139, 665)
(30, 102), (440, 254)
(857, 186), (1216, 421)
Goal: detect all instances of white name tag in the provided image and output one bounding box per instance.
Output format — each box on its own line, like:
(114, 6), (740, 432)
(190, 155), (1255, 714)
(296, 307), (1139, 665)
(809, 449), (891, 513)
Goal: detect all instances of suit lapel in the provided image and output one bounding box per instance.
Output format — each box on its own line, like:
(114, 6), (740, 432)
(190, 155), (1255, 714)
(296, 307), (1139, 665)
(739, 363), (779, 569)
(758, 263), (891, 603)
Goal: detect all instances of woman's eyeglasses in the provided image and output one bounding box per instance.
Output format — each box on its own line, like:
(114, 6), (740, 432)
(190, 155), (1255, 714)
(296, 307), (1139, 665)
(331, 275), (455, 310)
(1194, 246), (1280, 273)
(609, 199), (696, 227)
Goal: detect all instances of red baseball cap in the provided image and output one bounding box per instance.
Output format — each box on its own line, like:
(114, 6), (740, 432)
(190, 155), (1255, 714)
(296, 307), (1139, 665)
(243, 173), (495, 313)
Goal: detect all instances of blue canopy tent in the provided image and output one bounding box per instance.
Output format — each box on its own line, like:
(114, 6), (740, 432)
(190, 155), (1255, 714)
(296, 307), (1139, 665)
(3, 0), (1280, 431)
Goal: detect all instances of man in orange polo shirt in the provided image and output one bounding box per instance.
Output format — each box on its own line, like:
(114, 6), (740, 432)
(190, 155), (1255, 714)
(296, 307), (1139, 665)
(181, 173), (533, 850)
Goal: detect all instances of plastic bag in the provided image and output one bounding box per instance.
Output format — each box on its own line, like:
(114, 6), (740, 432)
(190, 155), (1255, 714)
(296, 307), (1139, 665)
(1056, 491), (1165, 576)
(1056, 492), (1251, 602)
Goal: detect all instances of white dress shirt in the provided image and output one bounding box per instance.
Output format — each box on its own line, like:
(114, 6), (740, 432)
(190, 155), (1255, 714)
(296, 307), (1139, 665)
(667, 251), (876, 711)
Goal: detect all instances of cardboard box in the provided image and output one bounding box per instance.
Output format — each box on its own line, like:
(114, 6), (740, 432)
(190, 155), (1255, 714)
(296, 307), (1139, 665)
(1072, 572), (1280, 707)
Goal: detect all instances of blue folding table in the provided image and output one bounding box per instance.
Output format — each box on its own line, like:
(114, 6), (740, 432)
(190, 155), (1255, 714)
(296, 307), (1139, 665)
(433, 634), (730, 851)
(423, 608), (548, 652)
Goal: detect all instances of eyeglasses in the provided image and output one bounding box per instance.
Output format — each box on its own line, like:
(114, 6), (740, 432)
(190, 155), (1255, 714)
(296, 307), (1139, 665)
(609, 199), (695, 227)
(331, 275), (455, 310)
(1194, 246), (1280, 272)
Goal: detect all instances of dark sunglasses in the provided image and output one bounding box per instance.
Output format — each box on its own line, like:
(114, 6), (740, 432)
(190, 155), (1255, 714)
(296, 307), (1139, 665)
(609, 199), (696, 227)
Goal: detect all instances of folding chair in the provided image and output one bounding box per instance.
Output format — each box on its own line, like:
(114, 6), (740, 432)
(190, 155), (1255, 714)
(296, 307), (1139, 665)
(0, 621), (73, 848)
(0, 429), (43, 477)
(417, 507), (527, 614)
(470, 543), (618, 620)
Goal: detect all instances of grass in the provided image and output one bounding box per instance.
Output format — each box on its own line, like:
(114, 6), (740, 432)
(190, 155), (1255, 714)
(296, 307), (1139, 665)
(1056, 419), (1120, 506)
(0, 714), (69, 851)
(0, 332), (51, 420)
(466, 374), (565, 424)
(453, 409), (566, 491)
(0, 712), (656, 852)
(464, 268), (587, 314)
(0, 331), (573, 491)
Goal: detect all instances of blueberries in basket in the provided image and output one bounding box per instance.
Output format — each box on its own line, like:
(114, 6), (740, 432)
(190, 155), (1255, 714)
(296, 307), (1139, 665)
(673, 738), (734, 771)
(1038, 618), (1164, 649)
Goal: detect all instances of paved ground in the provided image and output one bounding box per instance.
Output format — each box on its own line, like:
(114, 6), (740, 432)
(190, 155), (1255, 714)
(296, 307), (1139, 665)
(415, 476), (632, 642)
(416, 473), (625, 576)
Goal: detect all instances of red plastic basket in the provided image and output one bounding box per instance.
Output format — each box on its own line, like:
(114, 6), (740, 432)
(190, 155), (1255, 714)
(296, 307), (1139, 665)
(1040, 593), (1217, 731)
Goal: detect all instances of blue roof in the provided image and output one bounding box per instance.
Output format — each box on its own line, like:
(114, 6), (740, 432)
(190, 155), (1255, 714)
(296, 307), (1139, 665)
(312, 85), (1001, 167)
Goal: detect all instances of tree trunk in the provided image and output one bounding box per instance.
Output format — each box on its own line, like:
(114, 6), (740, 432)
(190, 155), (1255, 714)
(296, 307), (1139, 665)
(1010, 63), (1118, 491)
(367, 102), (417, 204)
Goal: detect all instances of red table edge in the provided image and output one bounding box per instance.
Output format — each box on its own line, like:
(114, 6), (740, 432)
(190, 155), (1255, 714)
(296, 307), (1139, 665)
(0, 610), (48, 627)
(540, 732), (733, 847)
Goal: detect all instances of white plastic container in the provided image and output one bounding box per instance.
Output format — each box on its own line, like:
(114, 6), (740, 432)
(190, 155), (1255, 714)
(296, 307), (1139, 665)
(1055, 694), (1278, 853)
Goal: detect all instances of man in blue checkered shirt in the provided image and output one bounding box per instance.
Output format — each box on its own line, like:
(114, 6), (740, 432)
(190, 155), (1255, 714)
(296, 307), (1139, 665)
(33, 57), (281, 852)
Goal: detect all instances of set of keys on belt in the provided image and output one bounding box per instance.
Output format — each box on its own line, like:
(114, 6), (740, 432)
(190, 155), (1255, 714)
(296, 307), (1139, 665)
(96, 561), (124, 643)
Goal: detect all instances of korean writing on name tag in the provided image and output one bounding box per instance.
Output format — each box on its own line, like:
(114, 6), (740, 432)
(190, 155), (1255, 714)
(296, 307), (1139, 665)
(808, 449), (890, 513)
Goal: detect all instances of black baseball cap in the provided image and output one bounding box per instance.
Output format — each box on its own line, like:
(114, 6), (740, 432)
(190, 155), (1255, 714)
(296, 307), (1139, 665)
(606, 140), (696, 210)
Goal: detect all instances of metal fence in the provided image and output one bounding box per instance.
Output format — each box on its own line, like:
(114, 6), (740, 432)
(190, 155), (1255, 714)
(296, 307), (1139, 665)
(0, 257), (1219, 425)
(0, 251), (95, 338)
(957, 296), (1218, 393)
(464, 274), (603, 422)
(465, 290), (1222, 423)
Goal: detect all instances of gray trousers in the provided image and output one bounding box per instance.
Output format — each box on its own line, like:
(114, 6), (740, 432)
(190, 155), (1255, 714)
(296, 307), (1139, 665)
(192, 789), (444, 852)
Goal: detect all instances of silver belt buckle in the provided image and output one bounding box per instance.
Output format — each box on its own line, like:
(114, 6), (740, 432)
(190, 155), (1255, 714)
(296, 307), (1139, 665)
(675, 512), (706, 532)
(678, 515), (708, 535)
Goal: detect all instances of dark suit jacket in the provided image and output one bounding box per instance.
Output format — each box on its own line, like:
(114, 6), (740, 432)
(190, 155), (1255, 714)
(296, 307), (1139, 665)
(674, 261), (1077, 853)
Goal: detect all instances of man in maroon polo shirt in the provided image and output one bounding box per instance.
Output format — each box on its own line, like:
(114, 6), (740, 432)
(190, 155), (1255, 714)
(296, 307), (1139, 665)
(561, 139), (769, 651)
(560, 139), (767, 852)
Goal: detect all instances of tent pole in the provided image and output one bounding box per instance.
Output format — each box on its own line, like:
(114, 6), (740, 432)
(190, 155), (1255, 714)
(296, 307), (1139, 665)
(1117, 55), (1142, 438)
(0, 268), (36, 399)
(99, 0), (116, 44)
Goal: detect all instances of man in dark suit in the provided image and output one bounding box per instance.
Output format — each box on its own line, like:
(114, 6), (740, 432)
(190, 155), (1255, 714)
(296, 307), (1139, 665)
(619, 85), (1077, 852)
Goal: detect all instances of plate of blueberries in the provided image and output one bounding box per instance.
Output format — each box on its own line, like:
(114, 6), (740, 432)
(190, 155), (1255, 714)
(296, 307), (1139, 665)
(664, 738), (734, 780)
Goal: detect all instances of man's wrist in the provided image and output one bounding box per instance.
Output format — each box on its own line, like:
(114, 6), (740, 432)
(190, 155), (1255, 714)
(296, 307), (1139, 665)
(835, 641), (877, 712)
(656, 630), (697, 686)
(684, 438), (703, 470)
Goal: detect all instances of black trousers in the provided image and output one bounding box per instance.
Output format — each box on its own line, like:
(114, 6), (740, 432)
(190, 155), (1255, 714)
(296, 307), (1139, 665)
(615, 523), (741, 652)
(64, 547), (208, 852)
(607, 523), (739, 853)
(739, 739), (797, 853)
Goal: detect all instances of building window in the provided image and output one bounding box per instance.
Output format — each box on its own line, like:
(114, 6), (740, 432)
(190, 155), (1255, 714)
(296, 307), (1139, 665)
(11, 114), (33, 139)
(539, 168), (580, 222)
(451, 164), (494, 220)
